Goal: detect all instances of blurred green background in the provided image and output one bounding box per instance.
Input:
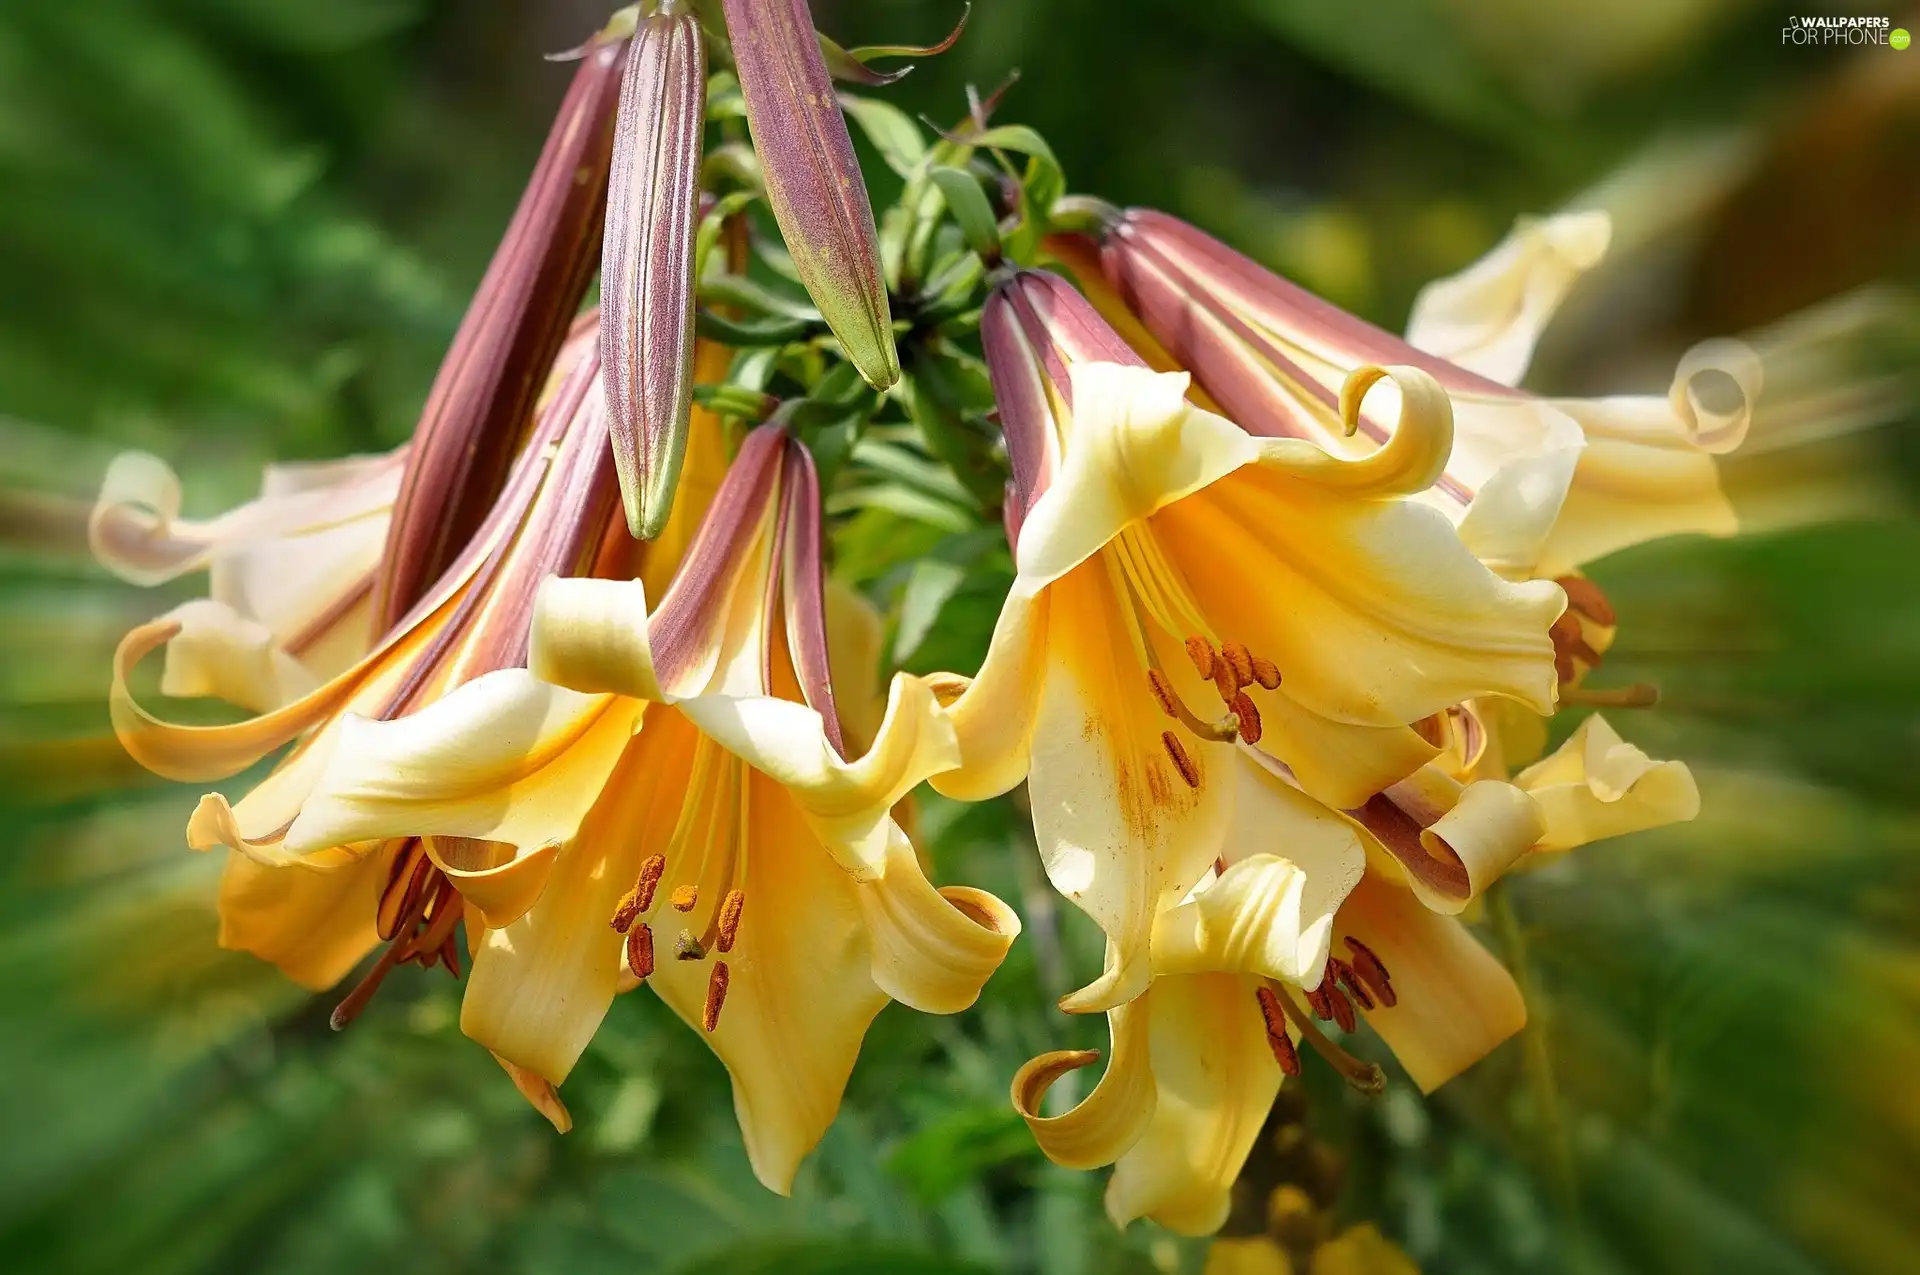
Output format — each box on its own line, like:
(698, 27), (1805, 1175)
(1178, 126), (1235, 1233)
(3, 1), (1918, 1272)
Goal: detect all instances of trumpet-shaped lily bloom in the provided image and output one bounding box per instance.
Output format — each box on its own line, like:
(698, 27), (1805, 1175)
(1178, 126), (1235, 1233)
(935, 269), (1562, 1013)
(281, 421), (1018, 1191)
(1007, 751), (1376, 1234)
(1069, 208), (1757, 580)
(109, 326), (634, 1017)
(91, 444), (407, 698)
(1332, 711), (1698, 1090)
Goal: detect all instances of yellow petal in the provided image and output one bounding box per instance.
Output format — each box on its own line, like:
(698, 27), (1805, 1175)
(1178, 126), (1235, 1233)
(1027, 561), (1233, 1013)
(1252, 692), (1439, 812)
(1514, 714), (1700, 851)
(284, 668), (638, 856)
(527, 575), (664, 702)
(1015, 363), (1262, 587)
(1158, 464), (1563, 729)
(1011, 992), (1157, 1170)
(675, 669), (961, 882)
(462, 713), (697, 1084)
(646, 772), (891, 1194)
(1404, 211), (1612, 386)
(1381, 772), (1544, 914)
(929, 581), (1048, 803)
(1444, 397), (1587, 579)
(1337, 874), (1524, 1092)
(1153, 756), (1364, 982)
(494, 1052), (573, 1133)
(424, 835), (560, 931)
(858, 824), (1019, 1014)
(214, 847), (387, 990)
(1326, 365), (1455, 497)
(1536, 395), (1737, 576)
(153, 600), (321, 714)
(187, 788), (369, 870)
(1106, 974), (1280, 1236)
(824, 576), (888, 755)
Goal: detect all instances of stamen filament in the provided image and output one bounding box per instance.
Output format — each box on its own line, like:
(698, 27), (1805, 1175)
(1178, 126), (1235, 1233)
(1255, 986), (1303, 1078)
(1268, 982), (1386, 1096)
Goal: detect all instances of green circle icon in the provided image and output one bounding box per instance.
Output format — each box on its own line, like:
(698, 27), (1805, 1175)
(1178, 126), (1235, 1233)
(1894, 28), (1912, 49)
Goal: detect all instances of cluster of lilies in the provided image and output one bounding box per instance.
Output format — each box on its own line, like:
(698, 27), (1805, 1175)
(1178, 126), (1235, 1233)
(90, 0), (1742, 1235)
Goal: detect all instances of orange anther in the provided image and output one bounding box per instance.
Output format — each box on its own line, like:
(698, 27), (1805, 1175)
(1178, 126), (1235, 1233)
(1249, 656), (1282, 690)
(1255, 987), (1303, 1078)
(1145, 669), (1180, 720)
(702, 961), (731, 1032)
(1345, 936), (1396, 1008)
(634, 854), (667, 912)
(1161, 730), (1201, 789)
(1222, 641), (1254, 688)
(1229, 691), (1262, 744)
(626, 923), (655, 980)
(717, 889), (745, 953)
(670, 884), (699, 912)
(1185, 635), (1218, 680)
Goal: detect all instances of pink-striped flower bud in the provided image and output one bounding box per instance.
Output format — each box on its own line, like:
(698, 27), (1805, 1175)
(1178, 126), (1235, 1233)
(602, 8), (707, 539)
(722, 0), (900, 391)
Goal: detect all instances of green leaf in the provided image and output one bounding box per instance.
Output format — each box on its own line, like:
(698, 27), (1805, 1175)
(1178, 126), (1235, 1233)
(827, 484), (974, 534)
(887, 1105), (1040, 1206)
(927, 166), (1002, 263)
(892, 558), (968, 665)
(838, 95), (928, 179)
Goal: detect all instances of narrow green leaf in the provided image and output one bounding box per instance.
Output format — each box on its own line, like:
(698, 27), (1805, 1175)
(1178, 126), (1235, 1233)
(838, 95), (929, 178)
(927, 166), (1001, 263)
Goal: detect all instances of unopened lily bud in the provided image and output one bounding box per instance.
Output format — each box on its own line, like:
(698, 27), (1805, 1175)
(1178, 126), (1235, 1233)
(721, 0), (899, 390)
(603, 8), (707, 538)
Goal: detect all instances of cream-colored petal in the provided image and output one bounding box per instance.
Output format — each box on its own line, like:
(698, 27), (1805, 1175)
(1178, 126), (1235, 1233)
(1319, 365), (1455, 497)
(646, 773), (890, 1194)
(1338, 874), (1524, 1092)
(1016, 363), (1263, 587)
(155, 599), (320, 714)
(1026, 561), (1232, 1012)
(1444, 396), (1587, 578)
(1011, 992), (1157, 1170)
(209, 510), (383, 650)
(1515, 714), (1700, 851)
(855, 823), (1019, 1014)
(214, 847), (388, 991)
(674, 670), (961, 882)
(1154, 757), (1365, 982)
(462, 713), (696, 1085)
(824, 576), (888, 755)
(929, 581), (1048, 803)
(1252, 693), (1439, 812)
(1106, 974), (1280, 1236)
(1536, 394), (1737, 576)
(1379, 772), (1545, 914)
(1404, 211), (1613, 387)
(424, 835), (560, 931)
(89, 447), (402, 588)
(526, 575), (664, 702)
(1159, 466), (1563, 729)
(284, 669), (638, 856)
(1669, 336), (1762, 455)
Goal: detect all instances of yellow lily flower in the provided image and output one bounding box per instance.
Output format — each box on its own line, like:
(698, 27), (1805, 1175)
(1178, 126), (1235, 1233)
(280, 422), (1019, 1192)
(90, 443), (407, 700)
(1065, 207), (1757, 580)
(1004, 746), (1418, 1235)
(109, 325), (635, 1003)
(936, 268), (1563, 1014)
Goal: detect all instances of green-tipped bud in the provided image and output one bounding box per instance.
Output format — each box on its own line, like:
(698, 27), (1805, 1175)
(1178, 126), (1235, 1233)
(602, 9), (707, 539)
(722, 0), (900, 390)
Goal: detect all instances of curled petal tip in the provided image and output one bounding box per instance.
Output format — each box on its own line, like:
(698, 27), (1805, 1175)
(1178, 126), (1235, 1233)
(722, 0), (898, 390)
